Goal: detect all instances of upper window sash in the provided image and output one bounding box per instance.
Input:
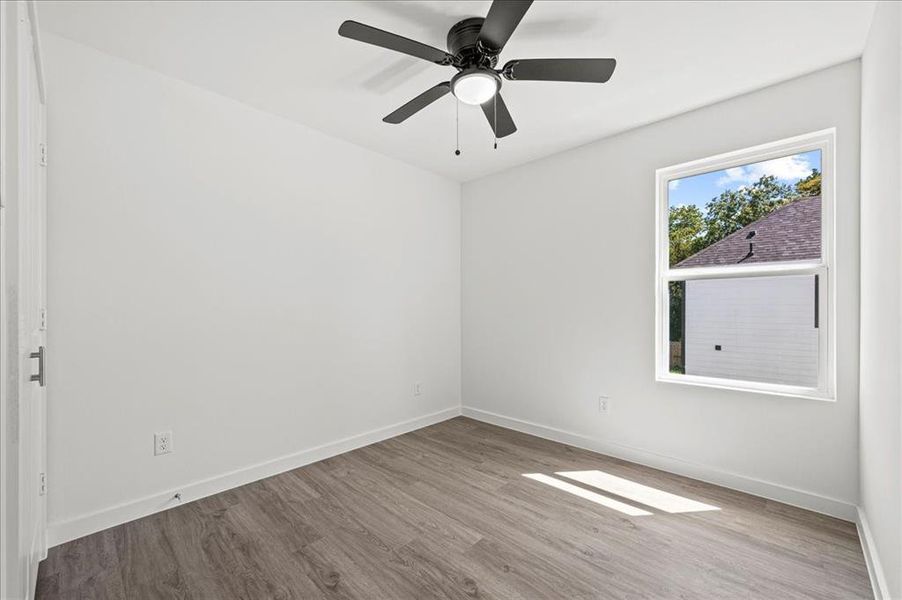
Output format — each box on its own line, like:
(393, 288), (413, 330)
(656, 129), (835, 279)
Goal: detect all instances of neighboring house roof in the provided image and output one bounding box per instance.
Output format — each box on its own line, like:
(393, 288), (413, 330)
(676, 195), (821, 268)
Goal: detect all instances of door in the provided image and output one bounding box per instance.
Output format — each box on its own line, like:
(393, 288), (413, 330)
(13, 0), (47, 595)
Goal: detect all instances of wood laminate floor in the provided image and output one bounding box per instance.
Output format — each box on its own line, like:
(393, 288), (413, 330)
(36, 417), (872, 599)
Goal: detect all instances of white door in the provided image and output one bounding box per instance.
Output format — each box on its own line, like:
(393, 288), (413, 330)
(13, 1), (48, 595)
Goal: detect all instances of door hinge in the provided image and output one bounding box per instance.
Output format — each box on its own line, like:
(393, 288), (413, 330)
(39, 472), (46, 496)
(39, 143), (47, 167)
(40, 308), (47, 330)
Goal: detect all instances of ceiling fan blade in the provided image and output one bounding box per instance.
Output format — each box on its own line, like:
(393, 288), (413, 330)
(481, 93), (517, 138)
(339, 21), (453, 65)
(477, 0), (533, 53)
(383, 82), (451, 124)
(503, 58), (617, 83)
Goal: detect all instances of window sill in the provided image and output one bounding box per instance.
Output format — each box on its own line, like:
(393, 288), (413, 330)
(656, 373), (835, 402)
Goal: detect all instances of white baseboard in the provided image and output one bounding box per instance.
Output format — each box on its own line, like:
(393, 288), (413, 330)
(857, 507), (892, 600)
(461, 406), (857, 522)
(47, 406), (461, 547)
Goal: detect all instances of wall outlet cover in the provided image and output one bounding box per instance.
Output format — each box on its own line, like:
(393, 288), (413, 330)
(154, 431), (173, 456)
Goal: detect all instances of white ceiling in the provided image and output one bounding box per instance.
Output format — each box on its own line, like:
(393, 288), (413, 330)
(38, 1), (876, 182)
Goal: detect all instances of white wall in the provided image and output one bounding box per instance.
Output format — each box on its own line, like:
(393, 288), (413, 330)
(43, 35), (461, 543)
(684, 275), (819, 387)
(462, 62), (861, 517)
(860, 1), (902, 596)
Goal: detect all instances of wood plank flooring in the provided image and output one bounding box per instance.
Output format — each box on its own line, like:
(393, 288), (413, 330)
(36, 417), (873, 599)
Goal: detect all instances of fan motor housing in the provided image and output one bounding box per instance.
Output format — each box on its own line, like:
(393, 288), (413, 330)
(447, 17), (498, 69)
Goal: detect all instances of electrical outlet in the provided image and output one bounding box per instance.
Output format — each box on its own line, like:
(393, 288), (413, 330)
(154, 431), (173, 456)
(414, 382), (422, 396)
(598, 396), (610, 413)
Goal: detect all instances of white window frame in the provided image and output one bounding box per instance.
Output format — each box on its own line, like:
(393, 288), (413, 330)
(655, 129), (836, 401)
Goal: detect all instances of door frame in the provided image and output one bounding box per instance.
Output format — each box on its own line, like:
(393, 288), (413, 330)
(1, 1), (9, 595)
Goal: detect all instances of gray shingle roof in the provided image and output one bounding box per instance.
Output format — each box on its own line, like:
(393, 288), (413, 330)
(676, 196), (821, 268)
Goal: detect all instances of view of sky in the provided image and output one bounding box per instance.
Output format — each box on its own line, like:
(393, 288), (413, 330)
(668, 150), (822, 210)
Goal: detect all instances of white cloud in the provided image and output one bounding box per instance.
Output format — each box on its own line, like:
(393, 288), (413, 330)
(720, 167), (745, 183)
(716, 155), (812, 187)
(668, 179), (681, 190)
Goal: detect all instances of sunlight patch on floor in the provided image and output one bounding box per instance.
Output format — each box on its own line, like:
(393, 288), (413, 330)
(557, 470), (720, 513)
(522, 473), (652, 516)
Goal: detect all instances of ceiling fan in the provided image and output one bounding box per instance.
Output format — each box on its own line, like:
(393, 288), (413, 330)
(338, 0), (616, 140)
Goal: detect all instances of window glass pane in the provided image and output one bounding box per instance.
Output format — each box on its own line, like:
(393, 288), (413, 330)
(668, 274), (819, 387)
(668, 150), (822, 268)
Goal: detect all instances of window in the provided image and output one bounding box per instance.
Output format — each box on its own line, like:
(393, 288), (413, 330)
(655, 130), (834, 400)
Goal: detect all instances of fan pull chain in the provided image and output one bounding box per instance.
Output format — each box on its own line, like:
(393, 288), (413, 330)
(454, 99), (461, 156)
(493, 94), (498, 150)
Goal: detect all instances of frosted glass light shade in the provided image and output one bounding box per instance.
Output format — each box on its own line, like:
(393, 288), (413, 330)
(452, 71), (499, 105)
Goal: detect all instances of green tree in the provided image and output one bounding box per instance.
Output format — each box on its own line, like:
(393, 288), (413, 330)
(701, 175), (795, 246)
(795, 169), (821, 197)
(667, 206), (701, 363)
(669, 281), (685, 348)
(666, 205), (701, 361)
(668, 204), (704, 266)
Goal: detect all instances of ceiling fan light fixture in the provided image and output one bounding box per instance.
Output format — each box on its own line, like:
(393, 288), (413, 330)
(451, 69), (500, 105)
